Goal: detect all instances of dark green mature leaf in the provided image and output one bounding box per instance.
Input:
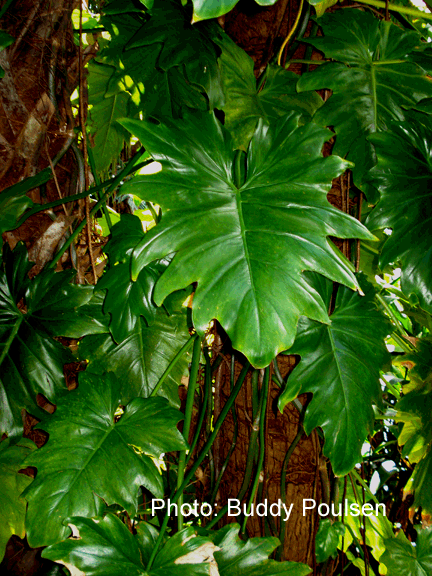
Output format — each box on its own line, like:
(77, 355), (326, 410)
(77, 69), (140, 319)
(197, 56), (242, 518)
(88, 60), (132, 174)
(0, 439), (35, 561)
(315, 519), (345, 564)
(0, 168), (51, 250)
(214, 30), (322, 149)
(43, 514), (214, 576)
(297, 10), (432, 200)
(23, 372), (186, 547)
(98, 215), (171, 342)
(79, 290), (190, 407)
(213, 524), (311, 575)
(408, 452), (432, 515)
(397, 391), (432, 462)
(278, 275), (389, 475)
(0, 244), (100, 439)
(366, 121), (432, 313)
(118, 111), (374, 368)
(122, 0), (223, 117)
(380, 527), (432, 576)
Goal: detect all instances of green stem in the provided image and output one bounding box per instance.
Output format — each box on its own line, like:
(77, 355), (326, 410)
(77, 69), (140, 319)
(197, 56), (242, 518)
(186, 346), (212, 466)
(355, 0), (432, 18)
(241, 367), (270, 535)
(87, 138), (112, 230)
(0, 317), (23, 366)
(286, 59), (324, 67)
(177, 335), (202, 530)
(350, 469), (380, 506)
(234, 150), (245, 189)
(14, 160), (151, 231)
(209, 354), (239, 506)
(150, 334), (197, 398)
(147, 360), (250, 570)
(0, 0), (15, 19)
(48, 148), (146, 269)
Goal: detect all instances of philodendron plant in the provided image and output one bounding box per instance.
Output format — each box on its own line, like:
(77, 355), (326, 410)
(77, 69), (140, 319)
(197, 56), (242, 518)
(1, 1), (432, 575)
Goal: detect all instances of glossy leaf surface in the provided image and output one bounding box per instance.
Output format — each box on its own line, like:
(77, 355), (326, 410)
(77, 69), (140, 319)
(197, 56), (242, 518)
(98, 215), (169, 342)
(119, 112), (374, 367)
(297, 10), (432, 199)
(88, 61), (132, 174)
(80, 289), (190, 407)
(213, 524), (311, 575)
(23, 372), (186, 547)
(43, 514), (214, 576)
(366, 121), (432, 312)
(279, 275), (389, 475)
(0, 439), (34, 561)
(314, 519), (345, 564)
(381, 528), (432, 576)
(214, 30), (322, 149)
(0, 244), (98, 439)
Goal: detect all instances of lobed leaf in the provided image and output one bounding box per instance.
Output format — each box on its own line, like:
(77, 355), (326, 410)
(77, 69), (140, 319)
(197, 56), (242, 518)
(297, 10), (432, 201)
(278, 275), (390, 475)
(380, 527), (432, 576)
(23, 372), (186, 547)
(118, 111), (374, 368)
(366, 121), (432, 313)
(0, 244), (100, 439)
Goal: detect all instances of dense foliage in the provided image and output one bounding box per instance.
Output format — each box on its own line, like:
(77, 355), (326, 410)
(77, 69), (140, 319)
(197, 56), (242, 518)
(1, 0), (432, 574)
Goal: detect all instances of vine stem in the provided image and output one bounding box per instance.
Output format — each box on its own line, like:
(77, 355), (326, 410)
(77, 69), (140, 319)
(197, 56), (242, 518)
(146, 360), (251, 571)
(176, 335), (202, 530)
(241, 367), (270, 534)
(48, 148), (146, 269)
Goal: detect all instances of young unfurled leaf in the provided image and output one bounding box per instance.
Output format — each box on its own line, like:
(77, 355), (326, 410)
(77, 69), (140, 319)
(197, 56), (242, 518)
(23, 372), (187, 547)
(118, 111), (373, 368)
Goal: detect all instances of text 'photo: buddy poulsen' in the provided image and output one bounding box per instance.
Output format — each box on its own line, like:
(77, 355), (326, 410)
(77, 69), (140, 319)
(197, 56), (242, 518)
(150, 498), (387, 521)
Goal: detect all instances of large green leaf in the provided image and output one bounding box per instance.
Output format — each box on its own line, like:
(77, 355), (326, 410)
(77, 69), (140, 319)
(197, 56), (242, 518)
(0, 244), (99, 440)
(366, 121), (432, 313)
(0, 438), (35, 562)
(23, 372), (187, 548)
(118, 111), (373, 368)
(213, 524), (311, 575)
(88, 61), (132, 174)
(98, 215), (170, 342)
(121, 0), (223, 117)
(43, 514), (214, 576)
(79, 289), (190, 407)
(0, 168), (51, 250)
(380, 528), (432, 576)
(278, 275), (390, 475)
(214, 30), (322, 149)
(297, 10), (432, 200)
